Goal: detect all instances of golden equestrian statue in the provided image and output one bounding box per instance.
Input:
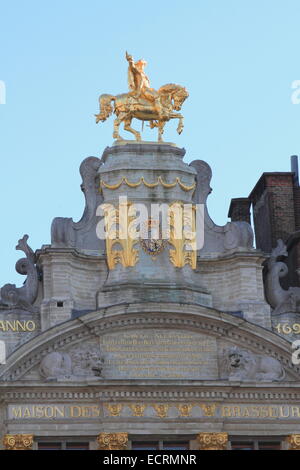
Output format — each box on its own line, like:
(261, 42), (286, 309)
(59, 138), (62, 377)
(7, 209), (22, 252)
(95, 52), (189, 142)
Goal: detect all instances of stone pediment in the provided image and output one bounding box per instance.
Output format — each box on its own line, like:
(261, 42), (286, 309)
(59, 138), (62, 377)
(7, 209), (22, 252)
(0, 304), (298, 383)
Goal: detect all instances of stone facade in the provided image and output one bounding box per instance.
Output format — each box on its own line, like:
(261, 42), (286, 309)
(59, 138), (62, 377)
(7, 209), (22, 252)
(0, 142), (299, 450)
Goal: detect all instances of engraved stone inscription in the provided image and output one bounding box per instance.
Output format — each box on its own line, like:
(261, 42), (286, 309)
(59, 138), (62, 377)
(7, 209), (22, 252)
(99, 329), (218, 379)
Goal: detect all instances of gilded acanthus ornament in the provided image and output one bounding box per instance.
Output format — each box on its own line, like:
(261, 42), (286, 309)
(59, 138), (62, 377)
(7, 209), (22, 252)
(95, 52), (189, 142)
(153, 403), (169, 418)
(129, 403), (147, 417)
(197, 432), (228, 451)
(168, 202), (197, 269)
(3, 434), (34, 450)
(177, 404), (193, 417)
(200, 404), (217, 417)
(97, 433), (128, 450)
(105, 403), (123, 417)
(102, 201), (139, 270)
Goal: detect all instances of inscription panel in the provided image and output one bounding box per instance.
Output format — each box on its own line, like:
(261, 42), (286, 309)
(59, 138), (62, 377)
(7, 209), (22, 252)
(100, 329), (218, 379)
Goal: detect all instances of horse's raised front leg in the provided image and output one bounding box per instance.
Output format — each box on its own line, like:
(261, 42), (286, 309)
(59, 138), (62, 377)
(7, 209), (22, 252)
(177, 116), (184, 135)
(124, 117), (141, 141)
(169, 113), (184, 135)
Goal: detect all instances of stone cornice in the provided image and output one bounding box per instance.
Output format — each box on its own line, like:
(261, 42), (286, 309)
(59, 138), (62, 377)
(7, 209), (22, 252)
(2, 381), (300, 402)
(101, 144), (186, 162)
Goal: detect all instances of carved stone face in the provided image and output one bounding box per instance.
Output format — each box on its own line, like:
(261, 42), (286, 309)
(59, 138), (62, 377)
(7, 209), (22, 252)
(229, 352), (242, 368)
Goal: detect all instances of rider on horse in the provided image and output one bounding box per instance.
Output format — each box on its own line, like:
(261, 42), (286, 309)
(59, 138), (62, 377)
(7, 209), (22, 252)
(126, 52), (163, 119)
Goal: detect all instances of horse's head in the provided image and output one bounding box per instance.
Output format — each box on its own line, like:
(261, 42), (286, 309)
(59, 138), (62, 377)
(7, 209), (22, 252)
(173, 86), (189, 111)
(158, 84), (189, 111)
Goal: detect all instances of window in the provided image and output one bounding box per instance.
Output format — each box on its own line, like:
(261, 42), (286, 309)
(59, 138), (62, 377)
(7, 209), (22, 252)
(231, 439), (282, 450)
(131, 440), (189, 450)
(131, 442), (159, 450)
(38, 441), (89, 450)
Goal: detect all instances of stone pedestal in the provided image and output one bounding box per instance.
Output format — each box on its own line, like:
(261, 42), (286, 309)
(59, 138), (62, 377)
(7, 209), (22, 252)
(97, 142), (211, 308)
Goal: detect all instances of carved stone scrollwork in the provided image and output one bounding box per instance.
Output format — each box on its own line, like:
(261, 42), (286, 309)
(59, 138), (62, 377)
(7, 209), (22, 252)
(287, 434), (300, 450)
(51, 157), (103, 251)
(97, 433), (128, 450)
(3, 434), (34, 450)
(265, 239), (300, 314)
(0, 235), (38, 312)
(197, 433), (228, 450)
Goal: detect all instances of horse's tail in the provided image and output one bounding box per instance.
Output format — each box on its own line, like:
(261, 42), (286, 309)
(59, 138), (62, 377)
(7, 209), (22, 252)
(95, 94), (116, 123)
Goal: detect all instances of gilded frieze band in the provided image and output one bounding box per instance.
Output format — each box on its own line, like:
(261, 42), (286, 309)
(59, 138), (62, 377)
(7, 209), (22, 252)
(100, 176), (196, 193)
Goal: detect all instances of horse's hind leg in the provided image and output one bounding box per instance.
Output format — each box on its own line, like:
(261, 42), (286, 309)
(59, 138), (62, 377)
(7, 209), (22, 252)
(113, 113), (125, 141)
(158, 121), (166, 142)
(124, 117), (141, 141)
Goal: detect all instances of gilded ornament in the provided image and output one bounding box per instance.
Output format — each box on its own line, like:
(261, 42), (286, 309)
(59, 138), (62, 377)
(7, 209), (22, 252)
(129, 403), (147, 417)
(177, 404), (193, 417)
(3, 434), (34, 450)
(105, 403), (123, 417)
(140, 219), (166, 259)
(168, 202), (197, 269)
(102, 202), (139, 269)
(100, 176), (196, 192)
(153, 404), (169, 418)
(97, 433), (128, 450)
(287, 434), (300, 450)
(197, 433), (228, 451)
(95, 52), (189, 142)
(200, 404), (217, 417)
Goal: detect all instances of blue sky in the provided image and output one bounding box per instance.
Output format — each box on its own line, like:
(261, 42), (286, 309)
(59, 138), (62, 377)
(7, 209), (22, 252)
(0, 0), (300, 285)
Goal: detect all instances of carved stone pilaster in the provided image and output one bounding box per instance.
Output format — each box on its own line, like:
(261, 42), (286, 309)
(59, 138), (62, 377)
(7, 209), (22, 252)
(197, 432), (228, 450)
(287, 435), (300, 450)
(3, 434), (34, 450)
(97, 433), (128, 450)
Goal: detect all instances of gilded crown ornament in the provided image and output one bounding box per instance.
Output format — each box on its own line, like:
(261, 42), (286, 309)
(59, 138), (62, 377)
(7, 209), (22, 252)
(95, 52), (189, 142)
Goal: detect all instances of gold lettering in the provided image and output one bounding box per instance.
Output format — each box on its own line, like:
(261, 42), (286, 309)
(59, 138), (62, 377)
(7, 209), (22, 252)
(92, 406), (101, 417)
(221, 406), (232, 417)
(251, 406), (260, 418)
(26, 321), (36, 332)
(269, 407), (278, 418)
(70, 406), (81, 418)
(45, 406), (54, 418)
(12, 407), (22, 418)
(232, 406), (241, 417)
(15, 320), (26, 332)
(261, 406), (268, 417)
(34, 406), (44, 418)
(279, 406), (290, 418)
(23, 407), (31, 418)
(6, 321), (16, 332)
(54, 406), (65, 418)
(291, 407), (300, 418)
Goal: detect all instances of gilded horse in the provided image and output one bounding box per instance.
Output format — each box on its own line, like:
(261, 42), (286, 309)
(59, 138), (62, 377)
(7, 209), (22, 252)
(95, 84), (189, 142)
